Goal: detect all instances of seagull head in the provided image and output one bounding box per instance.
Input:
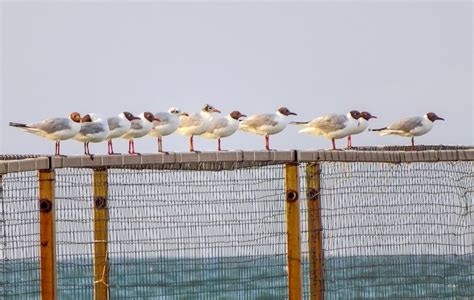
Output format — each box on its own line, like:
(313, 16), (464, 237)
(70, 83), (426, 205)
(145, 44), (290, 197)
(168, 107), (189, 116)
(229, 111), (247, 121)
(277, 107), (297, 116)
(360, 111), (377, 120)
(69, 112), (82, 123)
(142, 112), (160, 123)
(202, 104), (221, 113)
(122, 112), (141, 121)
(80, 114), (93, 123)
(426, 112), (444, 122)
(349, 110), (361, 120)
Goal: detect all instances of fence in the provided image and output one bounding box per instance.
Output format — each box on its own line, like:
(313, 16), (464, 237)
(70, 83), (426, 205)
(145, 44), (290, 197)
(1, 146), (473, 299)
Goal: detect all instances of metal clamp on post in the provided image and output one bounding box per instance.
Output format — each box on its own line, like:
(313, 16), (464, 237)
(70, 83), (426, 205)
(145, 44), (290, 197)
(286, 189), (299, 202)
(39, 199), (53, 213)
(307, 188), (318, 201)
(94, 197), (107, 209)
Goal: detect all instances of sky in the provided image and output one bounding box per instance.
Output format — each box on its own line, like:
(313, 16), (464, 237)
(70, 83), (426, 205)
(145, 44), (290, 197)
(1, 1), (472, 155)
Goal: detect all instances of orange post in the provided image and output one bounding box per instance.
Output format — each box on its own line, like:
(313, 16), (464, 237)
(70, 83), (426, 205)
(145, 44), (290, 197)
(93, 168), (109, 300)
(306, 163), (324, 300)
(38, 170), (57, 300)
(285, 163), (302, 299)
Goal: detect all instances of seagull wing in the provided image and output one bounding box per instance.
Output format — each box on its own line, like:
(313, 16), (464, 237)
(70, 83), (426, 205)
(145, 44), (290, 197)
(310, 114), (347, 133)
(153, 112), (173, 126)
(80, 122), (107, 135)
(107, 117), (123, 131)
(207, 118), (229, 134)
(30, 118), (72, 134)
(179, 114), (202, 128)
(388, 117), (423, 133)
(240, 114), (277, 130)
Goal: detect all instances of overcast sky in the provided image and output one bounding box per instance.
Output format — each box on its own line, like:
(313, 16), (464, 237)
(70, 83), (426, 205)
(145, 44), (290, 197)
(1, 1), (472, 155)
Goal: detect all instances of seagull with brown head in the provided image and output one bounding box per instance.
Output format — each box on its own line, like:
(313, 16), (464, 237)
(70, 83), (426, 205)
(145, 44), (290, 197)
(201, 110), (247, 151)
(239, 107), (297, 151)
(370, 112), (444, 149)
(9, 112), (82, 156)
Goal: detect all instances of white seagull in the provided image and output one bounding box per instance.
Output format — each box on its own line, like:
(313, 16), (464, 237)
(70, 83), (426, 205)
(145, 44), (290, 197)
(239, 107), (297, 150)
(106, 112), (140, 155)
(121, 112), (160, 154)
(347, 111), (377, 148)
(149, 107), (188, 153)
(201, 111), (247, 151)
(177, 104), (221, 152)
(370, 112), (444, 148)
(9, 112), (82, 156)
(74, 113), (109, 156)
(291, 110), (361, 150)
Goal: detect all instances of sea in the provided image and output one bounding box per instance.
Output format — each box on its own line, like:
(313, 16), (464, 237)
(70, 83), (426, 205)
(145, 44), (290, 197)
(2, 255), (473, 299)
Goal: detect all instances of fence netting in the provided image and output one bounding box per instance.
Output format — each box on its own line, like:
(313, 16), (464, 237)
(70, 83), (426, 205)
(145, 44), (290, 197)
(106, 165), (287, 299)
(1, 160), (473, 299)
(0, 172), (40, 299)
(300, 161), (473, 299)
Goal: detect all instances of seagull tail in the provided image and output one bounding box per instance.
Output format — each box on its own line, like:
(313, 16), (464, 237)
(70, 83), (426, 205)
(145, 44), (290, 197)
(289, 121), (309, 126)
(9, 122), (28, 128)
(369, 127), (387, 132)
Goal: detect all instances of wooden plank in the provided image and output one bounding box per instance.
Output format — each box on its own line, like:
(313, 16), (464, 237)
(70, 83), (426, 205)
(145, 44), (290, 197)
(93, 168), (109, 300)
(306, 163), (324, 300)
(285, 163), (302, 299)
(38, 170), (57, 300)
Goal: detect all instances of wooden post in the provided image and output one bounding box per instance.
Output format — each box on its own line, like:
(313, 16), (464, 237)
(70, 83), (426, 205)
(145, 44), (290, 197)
(38, 170), (57, 300)
(284, 163), (302, 300)
(306, 163), (324, 300)
(93, 168), (109, 300)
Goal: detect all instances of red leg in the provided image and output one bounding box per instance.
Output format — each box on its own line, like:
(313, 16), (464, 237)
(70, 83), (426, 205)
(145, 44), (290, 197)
(128, 140), (132, 154)
(189, 136), (194, 152)
(107, 140), (110, 154)
(264, 135), (270, 151)
(347, 135), (352, 149)
(332, 138), (336, 150)
(131, 139), (135, 154)
(55, 141), (60, 156)
(411, 137), (415, 150)
(158, 137), (163, 153)
(217, 138), (221, 151)
(83, 142), (87, 155)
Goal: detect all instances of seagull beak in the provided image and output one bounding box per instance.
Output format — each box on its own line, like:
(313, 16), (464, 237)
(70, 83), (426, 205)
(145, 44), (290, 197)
(288, 112), (297, 116)
(212, 108), (221, 113)
(370, 115), (378, 119)
(436, 116), (445, 121)
(133, 116), (141, 120)
(180, 112), (189, 117)
(154, 117), (161, 122)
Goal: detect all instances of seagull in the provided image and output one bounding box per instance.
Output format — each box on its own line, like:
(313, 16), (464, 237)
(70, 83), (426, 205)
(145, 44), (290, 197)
(9, 112), (82, 155)
(106, 112), (140, 155)
(239, 107), (297, 150)
(74, 113), (109, 156)
(121, 112), (160, 154)
(177, 104), (221, 152)
(347, 111), (377, 149)
(201, 111), (247, 151)
(149, 107), (188, 153)
(291, 110), (361, 150)
(370, 112), (444, 148)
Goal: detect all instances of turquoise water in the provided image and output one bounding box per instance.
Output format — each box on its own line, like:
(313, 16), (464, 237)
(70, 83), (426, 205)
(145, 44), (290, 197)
(2, 255), (473, 299)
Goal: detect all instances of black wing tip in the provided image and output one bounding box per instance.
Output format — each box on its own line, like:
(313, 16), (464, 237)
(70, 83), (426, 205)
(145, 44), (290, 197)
(290, 121), (309, 125)
(369, 127), (387, 132)
(9, 122), (27, 128)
